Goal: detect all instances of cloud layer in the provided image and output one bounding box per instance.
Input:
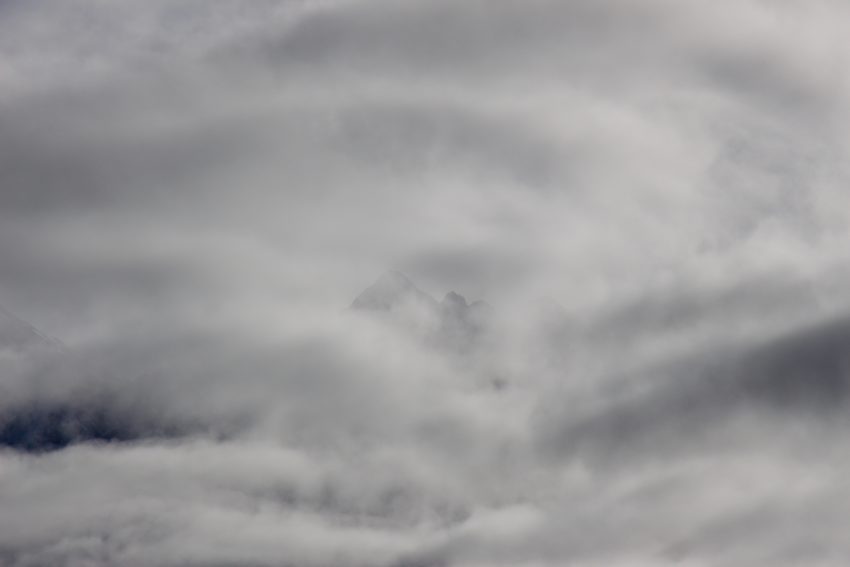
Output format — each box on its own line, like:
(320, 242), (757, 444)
(2, 0), (850, 565)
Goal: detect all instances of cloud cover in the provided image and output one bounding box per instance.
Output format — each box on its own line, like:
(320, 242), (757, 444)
(2, 0), (850, 565)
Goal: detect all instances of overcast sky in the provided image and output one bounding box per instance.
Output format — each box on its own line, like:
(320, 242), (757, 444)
(2, 1), (850, 566)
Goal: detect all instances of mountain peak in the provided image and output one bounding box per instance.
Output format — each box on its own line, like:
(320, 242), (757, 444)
(441, 291), (468, 309)
(351, 271), (437, 311)
(350, 272), (493, 351)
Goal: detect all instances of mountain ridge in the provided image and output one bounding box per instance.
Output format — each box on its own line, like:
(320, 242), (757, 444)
(0, 305), (64, 354)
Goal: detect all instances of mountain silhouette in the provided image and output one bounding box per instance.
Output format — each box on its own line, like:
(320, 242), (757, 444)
(351, 271), (492, 350)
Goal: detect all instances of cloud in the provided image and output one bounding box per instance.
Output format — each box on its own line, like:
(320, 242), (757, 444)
(2, 0), (850, 565)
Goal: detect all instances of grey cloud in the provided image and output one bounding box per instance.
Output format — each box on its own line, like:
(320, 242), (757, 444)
(579, 272), (821, 352)
(540, 312), (850, 467)
(332, 100), (572, 190)
(3, 0), (850, 565)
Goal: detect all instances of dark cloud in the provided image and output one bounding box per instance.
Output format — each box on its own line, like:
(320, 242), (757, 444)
(0, 398), (191, 452)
